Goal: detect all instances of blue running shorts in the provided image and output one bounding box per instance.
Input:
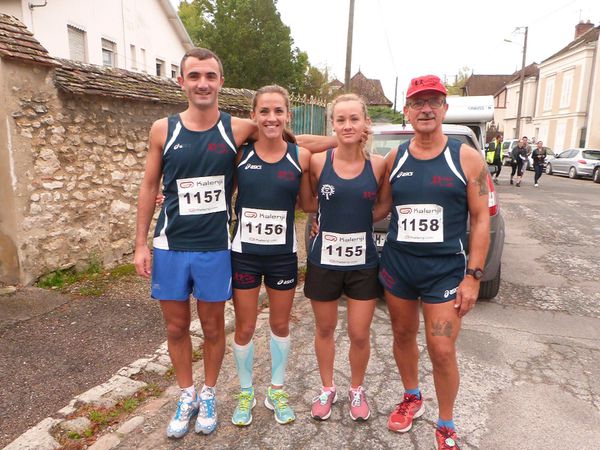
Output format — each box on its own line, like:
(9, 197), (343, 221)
(151, 248), (232, 302)
(231, 252), (297, 290)
(378, 244), (466, 304)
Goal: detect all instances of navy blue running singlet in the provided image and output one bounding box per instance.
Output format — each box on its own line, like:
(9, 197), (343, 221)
(153, 112), (237, 251)
(231, 141), (302, 255)
(308, 149), (378, 270)
(386, 138), (468, 256)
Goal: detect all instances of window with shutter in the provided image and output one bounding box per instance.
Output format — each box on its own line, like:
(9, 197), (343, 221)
(68, 26), (86, 62)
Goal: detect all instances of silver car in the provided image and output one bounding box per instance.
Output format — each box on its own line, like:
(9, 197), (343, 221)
(545, 148), (600, 179)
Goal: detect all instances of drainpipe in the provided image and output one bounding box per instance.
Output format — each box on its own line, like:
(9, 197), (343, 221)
(583, 37), (598, 147)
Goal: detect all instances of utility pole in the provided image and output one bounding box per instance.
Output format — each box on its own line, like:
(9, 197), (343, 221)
(344, 0), (355, 93)
(515, 26), (528, 138)
(393, 76), (398, 113)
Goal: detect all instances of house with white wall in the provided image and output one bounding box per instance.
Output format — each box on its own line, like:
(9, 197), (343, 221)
(0, 0), (193, 77)
(496, 64), (539, 140)
(533, 22), (599, 152)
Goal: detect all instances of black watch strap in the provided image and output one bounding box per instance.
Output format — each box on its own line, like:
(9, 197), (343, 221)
(466, 267), (484, 280)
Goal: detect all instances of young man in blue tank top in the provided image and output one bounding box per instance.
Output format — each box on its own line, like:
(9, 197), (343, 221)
(374, 75), (490, 450)
(134, 48), (260, 439)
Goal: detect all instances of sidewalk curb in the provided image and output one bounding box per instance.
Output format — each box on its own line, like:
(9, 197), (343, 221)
(3, 289), (259, 450)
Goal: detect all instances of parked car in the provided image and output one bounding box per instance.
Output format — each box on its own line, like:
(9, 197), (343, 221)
(593, 163), (600, 184)
(306, 123), (506, 300)
(545, 148), (600, 179)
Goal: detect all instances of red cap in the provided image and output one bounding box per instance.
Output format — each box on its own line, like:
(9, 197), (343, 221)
(406, 75), (447, 98)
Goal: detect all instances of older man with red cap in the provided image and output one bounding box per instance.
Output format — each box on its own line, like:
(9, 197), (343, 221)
(376, 75), (490, 449)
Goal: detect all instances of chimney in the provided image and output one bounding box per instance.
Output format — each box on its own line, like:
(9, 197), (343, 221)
(575, 20), (594, 39)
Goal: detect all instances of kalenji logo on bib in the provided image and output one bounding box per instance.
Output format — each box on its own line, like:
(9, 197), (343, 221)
(324, 234), (338, 242)
(179, 181), (195, 189)
(244, 211), (258, 218)
(399, 207), (413, 214)
(321, 184), (335, 200)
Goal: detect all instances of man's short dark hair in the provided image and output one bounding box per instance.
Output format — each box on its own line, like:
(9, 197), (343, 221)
(180, 48), (224, 78)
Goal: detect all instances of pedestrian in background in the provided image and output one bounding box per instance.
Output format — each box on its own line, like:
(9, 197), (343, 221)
(531, 140), (547, 187)
(486, 134), (503, 184)
(510, 136), (529, 187)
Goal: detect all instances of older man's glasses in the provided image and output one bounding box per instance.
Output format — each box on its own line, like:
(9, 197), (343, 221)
(408, 98), (445, 110)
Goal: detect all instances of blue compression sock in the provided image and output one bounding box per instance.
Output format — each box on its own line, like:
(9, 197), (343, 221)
(270, 331), (290, 386)
(437, 418), (456, 430)
(232, 339), (254, 389)
(405, 388), (421, 398)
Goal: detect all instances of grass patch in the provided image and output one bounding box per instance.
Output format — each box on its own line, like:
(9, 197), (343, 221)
(37, 259), (139, 297)
(192, 348), (203, 362)
(54, 380), (166, 448)
(109, 263), (136, 277)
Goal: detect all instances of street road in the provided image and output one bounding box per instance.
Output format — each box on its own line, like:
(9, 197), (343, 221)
(493, 167), (600, 316)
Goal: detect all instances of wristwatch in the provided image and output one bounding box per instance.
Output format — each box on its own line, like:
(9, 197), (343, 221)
(466, 267), (484, 280)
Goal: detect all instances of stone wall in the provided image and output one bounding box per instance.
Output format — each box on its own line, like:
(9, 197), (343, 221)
(1, 58), (187, 285)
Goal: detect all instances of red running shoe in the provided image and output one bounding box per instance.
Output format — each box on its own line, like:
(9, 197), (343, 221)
(435, 426), (461, 449)
(387, 392), (424, 432)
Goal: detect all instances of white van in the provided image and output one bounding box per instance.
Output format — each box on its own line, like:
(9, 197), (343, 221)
(444, 95), (494, 151)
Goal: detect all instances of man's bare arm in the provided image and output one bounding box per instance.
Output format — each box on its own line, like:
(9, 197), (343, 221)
(134, 119), (166, 277)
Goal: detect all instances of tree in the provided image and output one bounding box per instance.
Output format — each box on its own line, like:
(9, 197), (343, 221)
(178, 0), (309, 91)
(367, 106), (404, 124)
(445, 66), (472, 95)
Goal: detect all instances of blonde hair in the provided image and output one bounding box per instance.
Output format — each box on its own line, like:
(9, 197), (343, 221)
(330, 93), (370, 159)
(252, 85), (296, 144)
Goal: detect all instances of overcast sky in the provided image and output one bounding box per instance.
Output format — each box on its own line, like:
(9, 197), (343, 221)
(172, 0), (600, 107)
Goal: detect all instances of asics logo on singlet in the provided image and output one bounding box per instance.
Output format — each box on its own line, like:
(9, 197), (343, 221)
(245, 163), (262, 170)
(396, 171), (414, 178)
(444, 287), (458, 298)
(277, 278), (295, 285)
(173, 143), (183, 150)
(321, 184), (335, 200)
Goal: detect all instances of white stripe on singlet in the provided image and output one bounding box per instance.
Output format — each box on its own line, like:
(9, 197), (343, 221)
(163, 121), (182, 155)
(389, 148), (410, 181)
(286, 152), (302, 173)
(238, 150), (255, 167)
(217, 120), (237, 154)
(444, 147), (466, 185)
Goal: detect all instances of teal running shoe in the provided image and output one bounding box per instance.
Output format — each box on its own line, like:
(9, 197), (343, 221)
(264, 387), (295, 424)
(231, 388), (256, 426)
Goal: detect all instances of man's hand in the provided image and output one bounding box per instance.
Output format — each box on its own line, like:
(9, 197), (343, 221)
(134, 245), (152, 278)
(156, 194), (165, 207)
(454, 276), (479, 317)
